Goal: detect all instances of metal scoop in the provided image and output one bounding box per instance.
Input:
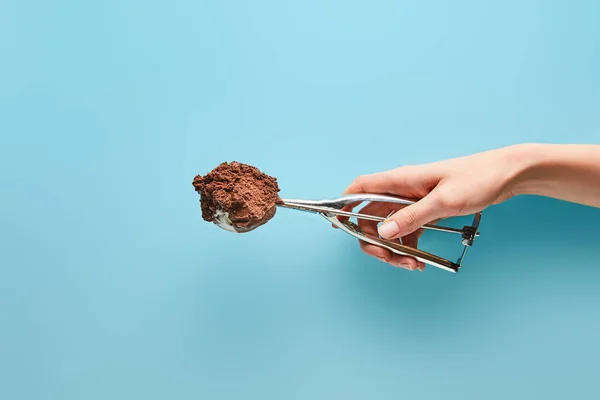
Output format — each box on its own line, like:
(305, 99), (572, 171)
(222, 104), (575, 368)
(212, 209), (255, 233)
(210, 193), (481, 272)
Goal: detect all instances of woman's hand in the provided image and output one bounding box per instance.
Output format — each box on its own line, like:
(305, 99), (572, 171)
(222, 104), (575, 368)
(341, 143), (600, 271)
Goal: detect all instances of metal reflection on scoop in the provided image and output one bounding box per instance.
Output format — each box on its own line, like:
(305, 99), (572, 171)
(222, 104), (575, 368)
(212, 209), (260, 233)
(212, 209), (241, 233)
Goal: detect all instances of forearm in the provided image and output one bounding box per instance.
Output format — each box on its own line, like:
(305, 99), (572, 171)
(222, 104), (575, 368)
(510, 143), (600, 207)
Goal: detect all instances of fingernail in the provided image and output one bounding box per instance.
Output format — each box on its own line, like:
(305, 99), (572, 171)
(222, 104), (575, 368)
(399, 263), (413, 270)
(376, 256), (388, 263)
(378, 220), (399, 239)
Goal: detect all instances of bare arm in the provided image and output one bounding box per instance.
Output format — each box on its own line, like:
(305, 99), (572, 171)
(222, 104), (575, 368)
(512, 143), (600, 208)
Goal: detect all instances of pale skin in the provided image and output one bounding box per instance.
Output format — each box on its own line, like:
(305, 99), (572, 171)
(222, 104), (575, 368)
(341, 143), (600, 271)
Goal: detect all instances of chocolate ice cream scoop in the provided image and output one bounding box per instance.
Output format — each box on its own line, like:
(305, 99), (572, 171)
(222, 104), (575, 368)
(192, 164), (482, 272)
(192, 162), (283, 232)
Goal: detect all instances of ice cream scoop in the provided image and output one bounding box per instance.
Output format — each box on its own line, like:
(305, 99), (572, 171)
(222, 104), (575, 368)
(193, 163), (482, 272)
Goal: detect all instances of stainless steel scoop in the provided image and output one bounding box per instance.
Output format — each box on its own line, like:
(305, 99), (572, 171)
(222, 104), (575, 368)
(210, 193), (481, 273)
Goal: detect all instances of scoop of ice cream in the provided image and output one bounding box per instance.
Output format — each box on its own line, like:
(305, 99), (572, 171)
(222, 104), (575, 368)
(192, 162), (282, 232)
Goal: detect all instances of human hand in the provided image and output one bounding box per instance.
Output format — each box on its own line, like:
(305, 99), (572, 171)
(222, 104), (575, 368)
(342, 145), (531, 271)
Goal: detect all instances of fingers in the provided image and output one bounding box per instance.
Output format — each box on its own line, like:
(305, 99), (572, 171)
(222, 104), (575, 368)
(334, 198), (435, 271)
(359, 241), (394, 265)
(343, 166), (438, 197)
(356, 201), (394, 235)
(339, 201), (363, 221)
(331, 201), (364, 228)
(359, 237), (423, 271)
(377, 194), (442, 239)
(338, 165), (439, 231)
(355, 202), (424, 271)
(399, 232), (425, 271)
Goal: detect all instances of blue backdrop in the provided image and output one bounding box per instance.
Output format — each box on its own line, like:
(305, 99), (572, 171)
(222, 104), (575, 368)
(1, 0), (599, 399)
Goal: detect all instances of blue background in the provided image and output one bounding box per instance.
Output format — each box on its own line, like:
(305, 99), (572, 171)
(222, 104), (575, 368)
(1, 0), (600, 398)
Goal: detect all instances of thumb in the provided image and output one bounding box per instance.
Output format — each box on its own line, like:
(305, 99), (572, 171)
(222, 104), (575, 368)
(377, 194), (442, 239)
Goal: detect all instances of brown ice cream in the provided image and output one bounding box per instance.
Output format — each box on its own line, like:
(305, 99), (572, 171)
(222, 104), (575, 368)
(192, 162), (282, 232)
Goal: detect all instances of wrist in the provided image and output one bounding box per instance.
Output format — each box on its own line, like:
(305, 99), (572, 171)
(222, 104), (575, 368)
(501, 143), (549, 197)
